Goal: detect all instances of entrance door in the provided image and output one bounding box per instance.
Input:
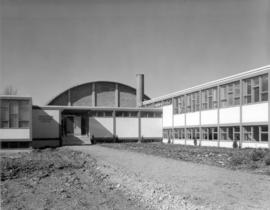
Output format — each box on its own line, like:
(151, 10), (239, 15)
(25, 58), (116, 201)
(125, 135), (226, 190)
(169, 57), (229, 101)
(66, 116), (74, 135)
(74, 116), (82, 136)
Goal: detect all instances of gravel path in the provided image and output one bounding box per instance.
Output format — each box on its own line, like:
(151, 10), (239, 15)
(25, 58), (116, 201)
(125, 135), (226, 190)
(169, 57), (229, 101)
(70, 145), (270, 210)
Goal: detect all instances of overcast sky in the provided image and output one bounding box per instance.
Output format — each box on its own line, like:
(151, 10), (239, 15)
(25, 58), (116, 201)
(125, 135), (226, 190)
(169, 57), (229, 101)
(1, 0), (269, 105)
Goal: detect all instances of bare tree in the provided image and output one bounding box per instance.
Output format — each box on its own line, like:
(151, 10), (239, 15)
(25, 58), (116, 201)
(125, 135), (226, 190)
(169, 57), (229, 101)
(3, 85), (18, 95)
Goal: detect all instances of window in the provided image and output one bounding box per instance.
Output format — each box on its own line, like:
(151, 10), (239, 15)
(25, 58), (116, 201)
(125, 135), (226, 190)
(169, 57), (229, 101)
(154, 101), (163, 108)
(0, 99), (30, 128)
(141, 112), (156, 118)
(243, 125), (268, 142)
(116, 111), (137, 117)
(201, 87), (217, 110)
(186, 128), (200, 139)
(163, 99), (172, 106)
(202, 127), (218, 140)
(174, 95), (185, 114)
(186, 92), (200, 113)
(163, 129), (173, 139)
(243, 74), (268, 104)
(220, 126), (240, 141)
(220, 81), (240, 108)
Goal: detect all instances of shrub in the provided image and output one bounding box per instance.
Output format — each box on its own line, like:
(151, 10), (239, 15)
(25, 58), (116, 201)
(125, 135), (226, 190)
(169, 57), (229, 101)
(264, 152), (270, 165)
(231, 153), (245, 166)
(250, 149), (265, 161)
(232, 140), (238, 149)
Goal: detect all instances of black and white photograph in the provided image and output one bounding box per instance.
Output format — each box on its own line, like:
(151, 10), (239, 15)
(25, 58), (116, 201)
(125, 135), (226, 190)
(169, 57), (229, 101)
(0, 0), (270, 209)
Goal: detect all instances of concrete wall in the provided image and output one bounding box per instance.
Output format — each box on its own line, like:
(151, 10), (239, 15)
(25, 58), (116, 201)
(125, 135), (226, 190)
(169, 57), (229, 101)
(89, 117), (114, 138)
(32, 109), (60, 139)
(0, 129), (30, 141)
(141, 118), (162, 138)
(116, 117), (138, 138)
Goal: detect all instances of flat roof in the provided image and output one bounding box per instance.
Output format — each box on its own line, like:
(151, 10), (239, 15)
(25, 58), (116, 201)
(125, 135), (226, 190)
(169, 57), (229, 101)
(33, 105), (162, 112)
(143, 65), (270, 105)
(0, 95), (32, 100)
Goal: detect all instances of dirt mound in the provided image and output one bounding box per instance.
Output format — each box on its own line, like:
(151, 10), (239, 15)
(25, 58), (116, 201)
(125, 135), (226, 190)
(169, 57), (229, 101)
(1, 148), (148, 210)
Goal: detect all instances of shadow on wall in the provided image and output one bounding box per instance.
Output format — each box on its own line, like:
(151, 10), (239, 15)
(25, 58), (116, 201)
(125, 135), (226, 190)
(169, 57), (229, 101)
(89, 117), (113, 138)
(32, 108), (61, 149)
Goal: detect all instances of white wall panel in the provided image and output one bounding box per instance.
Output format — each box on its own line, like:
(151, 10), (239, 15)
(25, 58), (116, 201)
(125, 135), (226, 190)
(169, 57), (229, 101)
(186, 112), (200, 126)
(0, 129), (30, 140)
(116, 118), (138, 138)
(201, 109), (218, 125)
(33, 109), (60, 139)
(174, 114), (185, 127)
(219, 141), (233, 148)
(242, 103), (268, 123)
(201, 140), (218, 147)
(173, 139), (185, 145)
(141, 118), (162, 138)
(89, 117), (113, 138)
(186, 140), (194, 145)
(163, 105), (173, 127)
(219, 107), (240, 124)
(242, 142), (269, 148)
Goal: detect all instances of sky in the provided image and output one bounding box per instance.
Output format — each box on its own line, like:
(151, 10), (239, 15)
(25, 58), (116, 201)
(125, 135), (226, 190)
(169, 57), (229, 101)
(1, 0), (269, 105)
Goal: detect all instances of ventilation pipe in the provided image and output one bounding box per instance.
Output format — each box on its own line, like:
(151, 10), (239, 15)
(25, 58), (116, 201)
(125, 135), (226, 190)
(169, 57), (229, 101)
(136, 74), (144, 107)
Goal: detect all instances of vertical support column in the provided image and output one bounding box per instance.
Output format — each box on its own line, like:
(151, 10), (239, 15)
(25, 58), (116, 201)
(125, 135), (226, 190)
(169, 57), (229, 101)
(240, 79), (243, 148)
(217, 86), (220, 147)
(115, 83), (119, 107)
(268, 71), (270, 148)
(59, 110), (62, 147)
(92, 83), (96, 107)
(113, 110), (116, 142)
(68, 89), (71, 106)
(138, 111), (142, 143)
(172, 98), (175, 144)
(199, 90), (202, 146)
(29, 98), (33, 147)
(184, 94), (187, 145)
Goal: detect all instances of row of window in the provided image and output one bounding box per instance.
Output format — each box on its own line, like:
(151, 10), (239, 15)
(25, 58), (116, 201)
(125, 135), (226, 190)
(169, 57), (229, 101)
(163, 125), (268, 142)
(0, 100), (31, 128)
(89, 111), (162, 118)
(148, 74), (268, 113)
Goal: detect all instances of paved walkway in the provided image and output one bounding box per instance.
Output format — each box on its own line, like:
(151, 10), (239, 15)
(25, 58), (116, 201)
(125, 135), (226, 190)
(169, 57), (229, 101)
(69, 145), (270, 210)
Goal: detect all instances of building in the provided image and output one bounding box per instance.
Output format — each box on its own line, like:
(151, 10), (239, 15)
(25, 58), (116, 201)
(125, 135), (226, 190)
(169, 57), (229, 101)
(0, 75), (163, 148)
(1, 66), (270, 149)
(143, 65), (270, 148)
(0, 96), (32, 148)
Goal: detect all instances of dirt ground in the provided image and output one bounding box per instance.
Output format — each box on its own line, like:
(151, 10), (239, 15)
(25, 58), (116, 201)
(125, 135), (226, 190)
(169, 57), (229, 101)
(0, 148), (149, 210)
(1, 145), (270, 210)
(71, 145), (270, 210)
(102, 143), (270, 175)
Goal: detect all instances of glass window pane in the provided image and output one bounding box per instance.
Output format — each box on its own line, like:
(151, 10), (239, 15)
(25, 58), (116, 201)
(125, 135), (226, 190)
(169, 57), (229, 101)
(261, 75), (268, 92)
(253, 77), (259, 86)
(253, 126), (259, 141)
(261, 133), (268, 142)
(261, 93), (268, 101)
(254, 87), (259, 102)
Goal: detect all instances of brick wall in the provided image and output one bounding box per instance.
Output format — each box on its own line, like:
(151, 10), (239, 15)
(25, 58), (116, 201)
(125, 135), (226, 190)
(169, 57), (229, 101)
(48, 82), (149, 107)
(71, 83), (92, 106)
(96, 82), (115, 107)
